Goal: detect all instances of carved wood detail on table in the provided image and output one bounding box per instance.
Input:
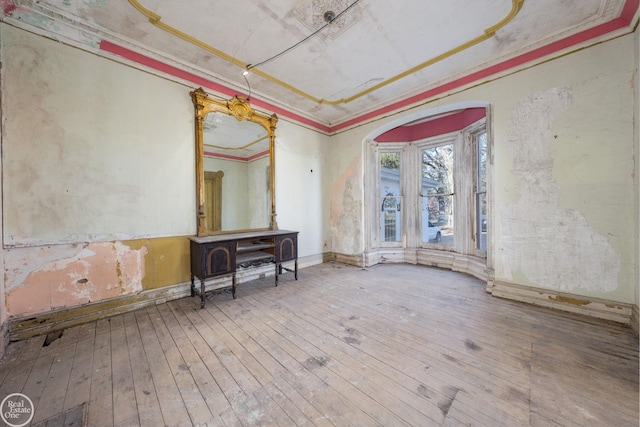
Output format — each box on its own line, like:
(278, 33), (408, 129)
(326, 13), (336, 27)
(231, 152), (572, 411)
(189, 230), (298, 307)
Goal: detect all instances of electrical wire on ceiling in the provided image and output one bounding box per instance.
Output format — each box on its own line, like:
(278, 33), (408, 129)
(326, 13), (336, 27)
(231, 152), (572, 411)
(243, 0), (361, 75)
(243, 71), (252, 100)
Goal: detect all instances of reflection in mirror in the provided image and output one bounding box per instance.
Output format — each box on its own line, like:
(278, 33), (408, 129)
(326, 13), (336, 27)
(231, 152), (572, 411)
(191, 88), (278, 236)
(203, 113), (270, 232)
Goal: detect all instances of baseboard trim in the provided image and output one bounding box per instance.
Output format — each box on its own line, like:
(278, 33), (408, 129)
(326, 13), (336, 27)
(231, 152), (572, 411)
(328, 252), (365, 267)
(9, 258), (318, 341)
(489, 280), (633, 325)
(361, 249), (488, 282)
(0, 320), (10, 357)
(298, 253), (325, 269)
(345, 249), (632, 326)
(9, 256), (634, 340)
(9, 282), (193, 341)
(631, 304), (639, 337)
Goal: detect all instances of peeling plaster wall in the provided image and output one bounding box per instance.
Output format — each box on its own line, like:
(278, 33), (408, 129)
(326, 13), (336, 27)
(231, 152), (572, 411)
(0, 21), (636, 325)
(327, 131), (365, 257)
(634, 25), (640, 324)
(491, 36), (636, 303)
(500, 87), (621, 293)
(0, 23), (196, 319)
(329, 34), (636, 305)
(1, 24), (195, 246)
(0, 23), (331, 322)
(329, 155), (362, 256)
(5, 242), (146, 316)
(0, 78), (4, 352)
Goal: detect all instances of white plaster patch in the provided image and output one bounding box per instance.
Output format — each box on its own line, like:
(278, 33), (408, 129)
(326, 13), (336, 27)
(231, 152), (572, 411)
(4, 244), (87, 292)
(500, 87), (620, 292)
(331, 156), (363, 255)
(57, 276), (94, 301)
(115, 241), (147, 295)
(44, 247), (96, 271)
(47, 241), (146, 301)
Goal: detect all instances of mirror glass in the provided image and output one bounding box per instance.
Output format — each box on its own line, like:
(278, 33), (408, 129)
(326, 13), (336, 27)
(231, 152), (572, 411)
(191, 88), (278, 236)
(203, 113), (270, 232)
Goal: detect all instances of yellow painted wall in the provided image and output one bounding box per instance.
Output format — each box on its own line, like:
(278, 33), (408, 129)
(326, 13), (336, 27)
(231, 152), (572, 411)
(124, 236), (192, 290)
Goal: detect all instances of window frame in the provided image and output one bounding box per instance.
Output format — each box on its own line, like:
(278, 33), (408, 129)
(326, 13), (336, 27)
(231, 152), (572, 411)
(377, 145), (406, 248)
(367, 116), (489, 259)
(416, 135), (458, 250)
(466, 121), (488, 257)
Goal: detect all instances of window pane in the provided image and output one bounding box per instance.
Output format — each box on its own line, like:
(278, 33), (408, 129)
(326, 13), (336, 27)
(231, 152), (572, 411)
(422, 145), (454, 196)
(380, 152), (401, 242)
(421, 144), (454, 245)
(381, 195), (401, 242)
(422, 195), (453, 244)
(477, 132), (487, 192)
(476, 192), (487, 250)
(475, 131), (487, 251)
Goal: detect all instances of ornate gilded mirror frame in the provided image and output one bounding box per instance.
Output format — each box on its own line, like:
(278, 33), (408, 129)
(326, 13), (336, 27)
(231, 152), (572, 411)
(190, 87), (278, 236)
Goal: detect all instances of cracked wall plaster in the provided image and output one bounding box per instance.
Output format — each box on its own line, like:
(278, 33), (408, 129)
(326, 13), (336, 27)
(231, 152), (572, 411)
(500, 87), (620, 292)
(5, 241), (147, 316)
(331, 155), (362, 255)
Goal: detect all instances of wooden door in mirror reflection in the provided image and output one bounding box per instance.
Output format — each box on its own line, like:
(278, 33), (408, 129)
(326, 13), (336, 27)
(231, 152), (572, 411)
(205, 171), (223, 233)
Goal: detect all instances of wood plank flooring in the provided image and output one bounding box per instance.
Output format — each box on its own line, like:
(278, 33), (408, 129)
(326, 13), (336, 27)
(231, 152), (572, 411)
(0, 262), (637, 426)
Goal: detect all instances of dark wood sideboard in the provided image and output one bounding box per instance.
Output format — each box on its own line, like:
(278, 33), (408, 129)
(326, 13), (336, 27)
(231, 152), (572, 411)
(189, 230), (298, 307)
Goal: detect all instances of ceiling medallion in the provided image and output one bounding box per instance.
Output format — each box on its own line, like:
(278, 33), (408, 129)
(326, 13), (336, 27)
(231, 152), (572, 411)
(294, 0), (364, 40)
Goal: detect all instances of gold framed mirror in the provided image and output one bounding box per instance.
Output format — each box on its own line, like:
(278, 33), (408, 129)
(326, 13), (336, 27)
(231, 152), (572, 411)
(190, 87), (278, 236)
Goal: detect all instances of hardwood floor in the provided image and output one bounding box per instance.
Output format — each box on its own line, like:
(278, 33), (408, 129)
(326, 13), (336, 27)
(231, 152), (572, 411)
(0, 262), (637, 426)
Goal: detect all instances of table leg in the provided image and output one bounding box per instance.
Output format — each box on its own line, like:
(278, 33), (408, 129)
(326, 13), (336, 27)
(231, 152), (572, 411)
(200, 279), (205, 309)
(190, 274), (195, 297)
(295, 260), (298, 280)
(232, 274), (237, 299)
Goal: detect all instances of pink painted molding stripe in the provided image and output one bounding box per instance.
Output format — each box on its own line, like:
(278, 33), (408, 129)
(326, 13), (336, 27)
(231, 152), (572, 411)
(1, 0), (17, 15)
(99, 40), (331, 134)
(97, 0), (638, 134)
(332, 0), (639, 132)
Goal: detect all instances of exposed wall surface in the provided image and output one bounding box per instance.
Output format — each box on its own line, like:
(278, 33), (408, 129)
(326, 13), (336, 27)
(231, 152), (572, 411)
(2, 25), (195, 246)
(634, 24), (640, 331)
(0, 23), (329, 322)
(327, 131), (365, 258)
(0, 20), (637, 331)
(491, 36), (635, 304)
(5, 242), (146, 316)
(500, 86), (621, 294)
(0, 55), (5, 349)
(329, 34), (637, 305)
(275, 120), (331, 264)
(0, 23), (197, 318)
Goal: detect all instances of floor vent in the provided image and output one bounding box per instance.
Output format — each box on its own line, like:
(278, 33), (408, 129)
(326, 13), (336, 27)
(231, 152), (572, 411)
(42, 330), (63, 347)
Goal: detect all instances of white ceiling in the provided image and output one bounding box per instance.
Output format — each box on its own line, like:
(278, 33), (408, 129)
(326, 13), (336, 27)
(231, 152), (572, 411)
(1, 0), (638, 131)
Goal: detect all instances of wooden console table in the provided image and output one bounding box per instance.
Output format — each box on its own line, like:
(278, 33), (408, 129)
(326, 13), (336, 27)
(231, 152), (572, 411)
(189, 230), (298, 308)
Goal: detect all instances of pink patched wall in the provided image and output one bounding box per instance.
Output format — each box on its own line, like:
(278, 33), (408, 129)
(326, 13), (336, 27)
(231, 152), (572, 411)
(5, 242), (147, 316)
